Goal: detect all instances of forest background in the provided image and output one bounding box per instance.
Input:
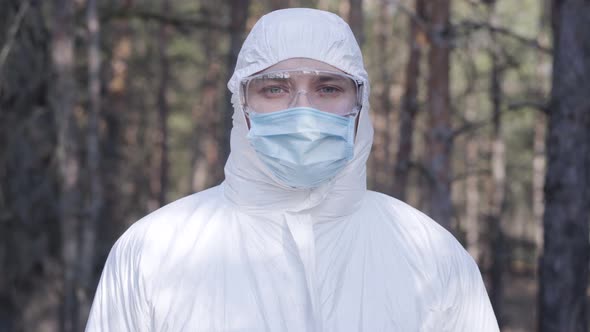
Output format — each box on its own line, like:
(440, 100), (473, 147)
(1, 0), (589, 331)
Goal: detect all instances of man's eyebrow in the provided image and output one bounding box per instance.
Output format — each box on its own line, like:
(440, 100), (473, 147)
(316, 75), (350, 84)
(252, 76), (289, 83)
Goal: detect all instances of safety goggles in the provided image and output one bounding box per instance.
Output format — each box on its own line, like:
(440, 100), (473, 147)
(240, 68), (364, 117)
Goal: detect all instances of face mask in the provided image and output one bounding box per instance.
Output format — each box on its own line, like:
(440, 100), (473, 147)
(246, 107), (356, 189)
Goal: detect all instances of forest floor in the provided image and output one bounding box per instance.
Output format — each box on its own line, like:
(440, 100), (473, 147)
(502, 273), (537, 332)
(501, 272), (590, 332)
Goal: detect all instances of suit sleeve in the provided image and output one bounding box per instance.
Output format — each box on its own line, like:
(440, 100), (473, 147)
(442, 245), (500, 332)
(85, 224), (151, 332)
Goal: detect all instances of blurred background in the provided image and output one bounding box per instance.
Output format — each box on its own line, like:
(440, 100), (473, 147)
(1, 0), (589, 331)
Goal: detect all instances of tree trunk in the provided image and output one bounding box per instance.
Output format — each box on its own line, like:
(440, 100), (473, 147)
(532, 0), (549, 261)
(393, 0), (425, 201)
(369, 0), (393, 194)
(425, 0), (453, 230)
(464, 104), (481, 263)
(192, 0), (224, 191)
(222, 0), (250, 164)
(539, 1), (590, 331)
(1, 1), (59, 330)
(104, 21), (135, 235)
(268, 0), (291, 10)
(79, 0), (102, 324)
(347, 0), (364, 47)
(532, 113), (546, 255)
(50, 0), (80, 330)
(487, 20), (507, 327)
(0, 0), (31, 72)
(150, 0), (170, 210)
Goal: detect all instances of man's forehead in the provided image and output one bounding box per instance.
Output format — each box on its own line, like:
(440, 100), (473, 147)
(255, 71), (350, 82)
(260, 58), (345, 74)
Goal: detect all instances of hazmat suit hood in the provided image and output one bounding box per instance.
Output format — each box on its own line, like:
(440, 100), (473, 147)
(224, 8), (374, 218)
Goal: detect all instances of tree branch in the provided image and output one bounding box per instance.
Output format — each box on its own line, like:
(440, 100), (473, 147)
(507, 100), (549, 113)
(101, 8), (228, 33)
(0, 0), (32, 74)
(391, 1), (429, 35)
(451, 119), (488, 140)
(407, 160), (437, 186)
(455, 19), (552, 54)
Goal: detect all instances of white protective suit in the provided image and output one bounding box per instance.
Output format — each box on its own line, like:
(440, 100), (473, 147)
(86, 8), (499, 332)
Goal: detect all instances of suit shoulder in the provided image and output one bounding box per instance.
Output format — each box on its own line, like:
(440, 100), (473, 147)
(363, 190), (473, 269)
(109, 185), (227, 258)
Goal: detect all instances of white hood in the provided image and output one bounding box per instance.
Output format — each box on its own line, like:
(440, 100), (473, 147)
(223, 8), (374, 219)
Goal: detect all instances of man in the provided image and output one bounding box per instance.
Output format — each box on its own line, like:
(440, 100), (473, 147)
(86, 8), (499, 331)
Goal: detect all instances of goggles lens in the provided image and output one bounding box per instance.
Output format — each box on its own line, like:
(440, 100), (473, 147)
(241, 69), (363, 116)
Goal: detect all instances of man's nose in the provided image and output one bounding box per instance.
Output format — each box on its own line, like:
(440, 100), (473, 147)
(289, 90), (313, 108)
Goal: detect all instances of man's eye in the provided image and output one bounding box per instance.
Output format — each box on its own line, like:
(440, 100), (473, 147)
(318, 86), (341, 94)
(268, 87), (285, 94)
(262, 86), (287, 96)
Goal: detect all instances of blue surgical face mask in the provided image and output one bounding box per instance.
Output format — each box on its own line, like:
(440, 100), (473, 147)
(246, 107), (356, 189)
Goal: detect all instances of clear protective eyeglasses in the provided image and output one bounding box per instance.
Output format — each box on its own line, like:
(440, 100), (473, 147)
(240, 68), (364, 117)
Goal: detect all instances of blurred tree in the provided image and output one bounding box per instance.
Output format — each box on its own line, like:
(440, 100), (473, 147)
(368, 0), (395, 194)
(539, 0), (590, 331)
(425, 0), (453, 230)
(191, 0), (225, 191)
(222, 0), (250, 164)
(393, 0), (426, 201)
(79, 0), (103, 323)
(268, 0), (291, 10)
(463, 100), (482, 263)
(347, 0), (364, 47)
(149, 0), (171, 210)
(49, 0), (80, 330)
(0, 0), (59, 330)
(532, 0), (550, 261)
(532, 112), (546, 251)
(486, 6), (508, 326)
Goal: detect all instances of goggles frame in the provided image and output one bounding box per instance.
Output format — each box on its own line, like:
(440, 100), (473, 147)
(240, 68), (364, 117)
